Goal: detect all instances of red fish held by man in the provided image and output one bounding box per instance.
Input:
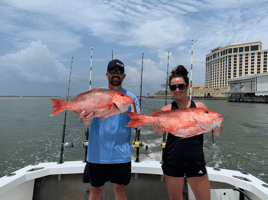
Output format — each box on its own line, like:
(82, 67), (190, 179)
(126, 108), (223, 139)
(50, 88), (137, 119)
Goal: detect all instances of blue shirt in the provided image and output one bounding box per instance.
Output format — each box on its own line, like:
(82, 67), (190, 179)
(86, 86), (140, 164)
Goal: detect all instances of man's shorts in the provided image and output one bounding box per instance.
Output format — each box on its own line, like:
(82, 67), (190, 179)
(83, 162), (131, 187)
(162, 162), (207, 178)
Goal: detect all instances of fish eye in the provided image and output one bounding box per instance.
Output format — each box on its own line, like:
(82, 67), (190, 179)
(121, 94), (124, 97)
(205, 111), (209, 114)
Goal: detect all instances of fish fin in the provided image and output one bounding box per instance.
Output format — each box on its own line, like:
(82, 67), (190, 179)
(126, 112), (147, 127)
(181, 133), (199, 139)
(151, 110), (166, 116)
(50, 99), (68, 116)
(71, 90), (92, 101)
(70, 110), (81, 115)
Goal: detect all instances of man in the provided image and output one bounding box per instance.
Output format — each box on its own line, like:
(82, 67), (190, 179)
(80, 59), (140, 200)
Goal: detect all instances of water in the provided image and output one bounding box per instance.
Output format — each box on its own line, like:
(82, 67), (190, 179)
(0, 97), (267, 184)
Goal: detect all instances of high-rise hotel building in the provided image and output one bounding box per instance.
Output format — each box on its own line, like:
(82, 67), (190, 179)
(205, 41), (268, 88)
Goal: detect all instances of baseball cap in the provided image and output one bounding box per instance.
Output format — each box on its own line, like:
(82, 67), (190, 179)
(107, 59), (124, 73)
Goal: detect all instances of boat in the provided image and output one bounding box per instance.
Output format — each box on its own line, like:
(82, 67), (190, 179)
(1, 159), (268, 200)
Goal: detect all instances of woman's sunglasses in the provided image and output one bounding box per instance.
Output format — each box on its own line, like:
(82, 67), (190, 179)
(109, 69), (124, 74)
(169, 84), (186, 91)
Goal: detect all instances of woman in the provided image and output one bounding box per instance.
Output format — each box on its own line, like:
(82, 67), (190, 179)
(151, 65), (222, 200)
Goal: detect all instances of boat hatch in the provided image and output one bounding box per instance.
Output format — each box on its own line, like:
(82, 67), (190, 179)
(26, 167), (45, 172)
(233, 175), (251, 182)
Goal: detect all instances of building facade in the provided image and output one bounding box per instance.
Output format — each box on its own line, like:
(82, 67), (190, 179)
(206, 41), (268, 88)
(154, 84), (229, 99)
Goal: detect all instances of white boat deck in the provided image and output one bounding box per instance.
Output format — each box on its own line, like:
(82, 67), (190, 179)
(0, 160), (268, 200)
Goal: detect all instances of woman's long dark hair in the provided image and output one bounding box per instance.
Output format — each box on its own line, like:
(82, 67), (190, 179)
(169, 65), (189, 85)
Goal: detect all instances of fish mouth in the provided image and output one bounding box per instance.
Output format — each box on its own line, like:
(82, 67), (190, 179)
(211, 117), (224, 128)
(196, 117), (224, 130)
(113, 103), (121, 112)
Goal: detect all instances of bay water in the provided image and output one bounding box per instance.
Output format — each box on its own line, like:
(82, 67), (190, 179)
(0, 97), (267, 184)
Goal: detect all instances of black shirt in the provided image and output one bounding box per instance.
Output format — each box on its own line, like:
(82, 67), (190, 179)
(164, 100), (206, 167)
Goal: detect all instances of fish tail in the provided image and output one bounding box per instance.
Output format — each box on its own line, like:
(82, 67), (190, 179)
(50, 99), (69, 116)
(126, 112), (153, 127)
(126, 112), (145, 127)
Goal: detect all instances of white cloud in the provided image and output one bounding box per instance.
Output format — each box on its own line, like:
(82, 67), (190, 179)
(2, 0), (268, 95)
(0, 40), (69, 83)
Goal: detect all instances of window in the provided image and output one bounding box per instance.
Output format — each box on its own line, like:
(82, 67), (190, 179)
(251, 45), (259, 51)
(233, 48), (238, 53)
(239, 47), (243, 52)
(245, 46), (249, 51)
(228, 48), (232, 53)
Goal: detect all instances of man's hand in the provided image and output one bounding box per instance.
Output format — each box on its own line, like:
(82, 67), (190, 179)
(80, 110), (95, 126)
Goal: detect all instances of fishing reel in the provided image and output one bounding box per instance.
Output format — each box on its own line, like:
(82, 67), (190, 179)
(63, 142), (74, 150)
(82, 140), (88, 148)
(132, 140), (148, 151)
(160, 142), (166, 149)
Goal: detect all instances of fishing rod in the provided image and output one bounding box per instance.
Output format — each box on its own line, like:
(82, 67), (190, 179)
(134, 53), (144, 162)
(58, 57), (74, 164)
(188, 40), (215, 143)
(190, 40), (193, 101)
(83, 45), (93, 162)
(161, 51), (169, 164)
(112, 50), (113, 60)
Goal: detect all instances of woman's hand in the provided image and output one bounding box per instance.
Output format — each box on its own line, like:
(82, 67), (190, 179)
(80, 110), (95, 126)
(151, 119), (165, 136)
(134, 125), (143, 130)
(213, 124), (222, 136)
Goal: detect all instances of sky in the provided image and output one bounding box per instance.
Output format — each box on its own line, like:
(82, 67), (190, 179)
(1, 0), (268, 96)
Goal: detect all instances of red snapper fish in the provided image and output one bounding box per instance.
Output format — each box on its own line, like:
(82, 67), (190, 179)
(50, 88), (137, 119)
(126, 108), (223, 138)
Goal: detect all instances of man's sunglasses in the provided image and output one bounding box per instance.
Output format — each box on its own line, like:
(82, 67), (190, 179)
(169, 84), (186, 91)
(109, 69), (124, 74)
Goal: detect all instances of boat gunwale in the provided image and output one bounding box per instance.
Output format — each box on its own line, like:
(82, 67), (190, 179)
(0, 160), (268, 199)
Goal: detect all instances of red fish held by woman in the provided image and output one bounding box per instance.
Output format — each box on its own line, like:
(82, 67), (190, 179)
(50, 88), (137, 119)
(126, 108), (223, 138)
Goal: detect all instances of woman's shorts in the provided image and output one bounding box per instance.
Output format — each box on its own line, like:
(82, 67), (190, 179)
(162, 162), (207, 178)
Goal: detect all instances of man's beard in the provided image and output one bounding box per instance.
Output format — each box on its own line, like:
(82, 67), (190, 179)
(109, 76), (122, 86)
